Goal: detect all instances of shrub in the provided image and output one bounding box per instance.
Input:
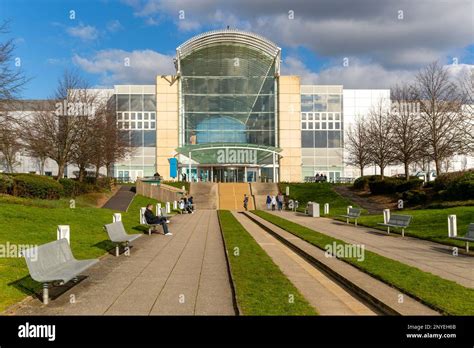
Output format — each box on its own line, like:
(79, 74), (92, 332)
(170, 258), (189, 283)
(353, 175), (381, 190)
(434, 171), (474, 201)
(13, 174), (63, 199)
(59, 178), (95, 197)
(396, 178), (423, 192)
(368, 177), (423, 195)
(0, 174), (14, 194)
(402, 190), (427, 205)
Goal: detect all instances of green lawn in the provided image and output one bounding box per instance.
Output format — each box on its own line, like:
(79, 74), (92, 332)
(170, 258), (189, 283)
(281, 182), (474, 248)
(161, 181), (189, 192)
(253, 210), (474, 316)
(350, 207), (474, 248)
(0, 193), (157, 312)
(279, 182), (358, 216)
(218, 210), (317, 315)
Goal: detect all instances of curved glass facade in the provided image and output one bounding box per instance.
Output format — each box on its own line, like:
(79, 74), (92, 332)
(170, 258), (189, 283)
(181, 43), (277, 146)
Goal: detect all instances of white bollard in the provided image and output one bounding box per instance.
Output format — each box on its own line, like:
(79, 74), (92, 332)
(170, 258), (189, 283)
(448, 215), (457, 237)
(347, 205), (352, 214)
(286, 186), (290, 196)
(173, 201), (178, 210)
(57, 225), (70, 245)
(324, 203), (329, 215)
(166, 202), (171, 214)
(182, 185), (185, 191)
(156, 203), (162, 216)
(383, 209), (391, 224)
(113, 213), (122, 222)
(140, 207), (147, 224)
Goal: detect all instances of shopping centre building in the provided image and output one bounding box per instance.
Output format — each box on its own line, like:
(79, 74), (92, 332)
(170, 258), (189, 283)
(4, 29), (472, 182)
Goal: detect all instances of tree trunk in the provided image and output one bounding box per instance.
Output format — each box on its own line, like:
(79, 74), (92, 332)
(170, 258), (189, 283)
(360, 166), (364, 177)
(106, 163), (114, 177)
(434, 159), (441, 176)
(57, 162), (65, 180)
(380, 166), (385, 180)
(95, 165), (100, 179)
(404, 162), (410, 181)
(78, 166), (86, 182)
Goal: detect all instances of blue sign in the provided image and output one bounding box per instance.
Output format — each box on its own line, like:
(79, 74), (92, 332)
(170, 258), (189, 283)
(168, 158), (178, 178)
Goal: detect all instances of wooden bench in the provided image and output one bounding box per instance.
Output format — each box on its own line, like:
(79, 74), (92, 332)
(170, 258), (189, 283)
(104, 221), (142, 256)
(21, 239), (99, 304)
(449, 223), (474, 252)
(378, 214), (412, 237)
(339, 208), (362, 226)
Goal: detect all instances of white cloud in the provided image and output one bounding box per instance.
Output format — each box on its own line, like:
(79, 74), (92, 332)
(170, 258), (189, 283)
(107, 20), (124, 32)
(73, 49), (175, 85)
(67, 23), (99, 41)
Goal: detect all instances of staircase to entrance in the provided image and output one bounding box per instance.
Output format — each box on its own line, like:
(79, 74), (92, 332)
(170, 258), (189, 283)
(250, 182), (279, 210)
(218, 183), (255, 211)
(189, 182), (218, 209)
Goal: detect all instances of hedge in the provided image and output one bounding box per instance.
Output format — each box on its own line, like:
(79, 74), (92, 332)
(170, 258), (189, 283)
(353, 175), (381, 190)
(0, 174), (14, 194)
(434, 171), (474, 201)
(12, 174), (63, 199)
(368, 177), (423, 195)
(59, 178), (96, 197)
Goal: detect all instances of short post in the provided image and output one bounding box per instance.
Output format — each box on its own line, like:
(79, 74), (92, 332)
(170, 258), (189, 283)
(57, 225), (70, 245)
(166, 202), (171, 214)
(43, 283), (49, 305)
(448, 215), (457, 238)
(182, 185), (185, 191)
(113, 213), (122, 222)
(173, 201), (178, 210)
(115, 245), (120, 257)
(324, 203), (329, 215)
(156, 203), (162, 216)
(140, 207), (147, 224)
(383, 209), (391, 234)
(286, 186), (290, 196)
(347, 205), (352, 214)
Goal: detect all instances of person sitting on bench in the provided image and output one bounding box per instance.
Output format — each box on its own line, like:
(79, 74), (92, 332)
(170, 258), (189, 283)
(144, 204), (172, 236)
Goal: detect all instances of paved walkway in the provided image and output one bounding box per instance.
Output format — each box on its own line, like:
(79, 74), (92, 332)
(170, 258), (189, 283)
(102, 185), (136, 211)
(232, 212), (376, 315)
(269, 211), (474, 288)
(10, 210), (235, 315)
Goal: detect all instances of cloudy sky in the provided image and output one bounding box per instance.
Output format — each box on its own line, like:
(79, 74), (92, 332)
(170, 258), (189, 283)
(1, 0), (473, 98)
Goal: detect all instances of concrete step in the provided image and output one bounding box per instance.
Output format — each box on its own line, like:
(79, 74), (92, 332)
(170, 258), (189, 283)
(218, 183), (255, 211)
(189, 182), (218, 209)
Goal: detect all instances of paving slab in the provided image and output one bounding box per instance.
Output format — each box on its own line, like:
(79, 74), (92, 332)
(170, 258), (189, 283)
(7, 210), (235, 316)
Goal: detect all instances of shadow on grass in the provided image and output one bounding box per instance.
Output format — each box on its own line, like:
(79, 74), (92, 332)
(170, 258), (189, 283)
(8, 275), (87, 302)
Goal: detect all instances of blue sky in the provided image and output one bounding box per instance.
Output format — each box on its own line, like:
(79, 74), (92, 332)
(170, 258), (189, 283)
(1, 0), (473, 99)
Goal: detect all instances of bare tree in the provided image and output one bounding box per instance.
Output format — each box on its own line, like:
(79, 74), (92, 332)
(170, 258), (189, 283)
(459, 66), (474, 155)
(413, 62), (470, 175)
(345, 116), (371, 177)
(390, 84), (424, 180)
(28, 71), (89, 180)
(0, 111), (21, 172)
(0, 20), (29, 100)
(366, 99), (397, 179)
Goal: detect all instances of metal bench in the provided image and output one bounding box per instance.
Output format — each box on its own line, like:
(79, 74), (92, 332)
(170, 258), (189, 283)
(339, 208), (362, 226)
(140, 207), (170, 235)
(378, 214), (412, 237)
(450, 223), (474, 252)
(21, 238), (99, 304)
(104, 221), (142, 256)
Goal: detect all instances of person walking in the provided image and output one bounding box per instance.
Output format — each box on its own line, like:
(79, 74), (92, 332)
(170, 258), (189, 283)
(277, 192), (284, 211)
(266, 195), (271, 210)
(243, 194), (249, 211)
(271, 195), (277, 211)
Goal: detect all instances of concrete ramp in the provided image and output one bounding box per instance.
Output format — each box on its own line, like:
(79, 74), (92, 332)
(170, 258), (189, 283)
(218, 183), (255, 211)
(189, 182), (218, 209)
(250, 182), (279, 210)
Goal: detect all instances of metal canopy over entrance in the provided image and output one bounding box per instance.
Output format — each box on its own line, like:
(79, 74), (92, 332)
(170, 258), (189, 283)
(175, 143), (282, 183)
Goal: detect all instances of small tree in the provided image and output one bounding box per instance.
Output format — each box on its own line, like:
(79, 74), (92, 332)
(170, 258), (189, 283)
(345, 116), (371, 177)
(366, 99), (397, 179)
(413, 62), (470, 175)
(390, 84), (424, 180)
(0, 111), (21, 172)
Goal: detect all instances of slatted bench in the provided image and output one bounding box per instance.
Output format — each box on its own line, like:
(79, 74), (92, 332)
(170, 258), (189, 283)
(21, 238), (99, 304)
(449, 223), (474, 252)
(378, 214), (412, 237)
(339, 208), (362, 226)
(140, 207), (170, 235)
(104, 221), (142, 256)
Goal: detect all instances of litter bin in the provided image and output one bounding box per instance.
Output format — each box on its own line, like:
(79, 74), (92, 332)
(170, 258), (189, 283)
(308, 202), (320, 217)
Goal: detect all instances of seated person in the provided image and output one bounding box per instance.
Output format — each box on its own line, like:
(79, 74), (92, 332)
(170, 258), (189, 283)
(183, 197), (193, 214)
(188, 196), (194, 211)
(144, 204), (172, 236)
(178, 199), (186, 213)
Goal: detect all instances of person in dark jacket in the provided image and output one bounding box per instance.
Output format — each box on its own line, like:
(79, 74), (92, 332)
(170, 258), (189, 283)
(144, 204), (172, 236)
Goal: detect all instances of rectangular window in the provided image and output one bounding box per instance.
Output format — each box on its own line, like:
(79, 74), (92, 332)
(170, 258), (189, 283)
(124, 113), (129, 120)
(144, 113), (149, 120)
(307, 113), (314, 121)
(335, 113), (340, 120)
(335, 122), (340, 129)
(150, 112), (156, 120)
(308, 122), (314, 130)
(321, 113), (327, 121)
(328, 122), (334, 130)
(150, 122), (156, 129)
(302, 122), (307, 130)
(117, 94), (129, 111)
(314, 130), (328, 147)
(302, 113), (307, 121)
(328, 114), (333, 121)
(131, 113), (136, 120)
(301, 131), (314, 148)
(137, 121), (142, 129)
(314, 113), (320, 120)
(328, 131), (341, 148)
(131, 121), (136, 129)
(117, 122), (123, 129)
(315, 122), (320, 130)
(137, 113), (143, 120)
(144, 121), (149, 129)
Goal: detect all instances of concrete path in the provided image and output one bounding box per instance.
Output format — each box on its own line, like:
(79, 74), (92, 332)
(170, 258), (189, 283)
(232, 212), (376, 315)
(9, 210), (235, 315)
(269, 210), (474, 289)
(102, 185), (136, 211)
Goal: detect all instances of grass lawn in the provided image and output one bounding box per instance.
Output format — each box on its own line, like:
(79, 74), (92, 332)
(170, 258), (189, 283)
(218, 210), (317, 315)
(0, 193), (157, 312)
(253, 210), (474, 315)
(281, 182), (474, 248)
(162, 181), (189, 193)
(279, 182), (358, 216)
(350, 206), (474, 248)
